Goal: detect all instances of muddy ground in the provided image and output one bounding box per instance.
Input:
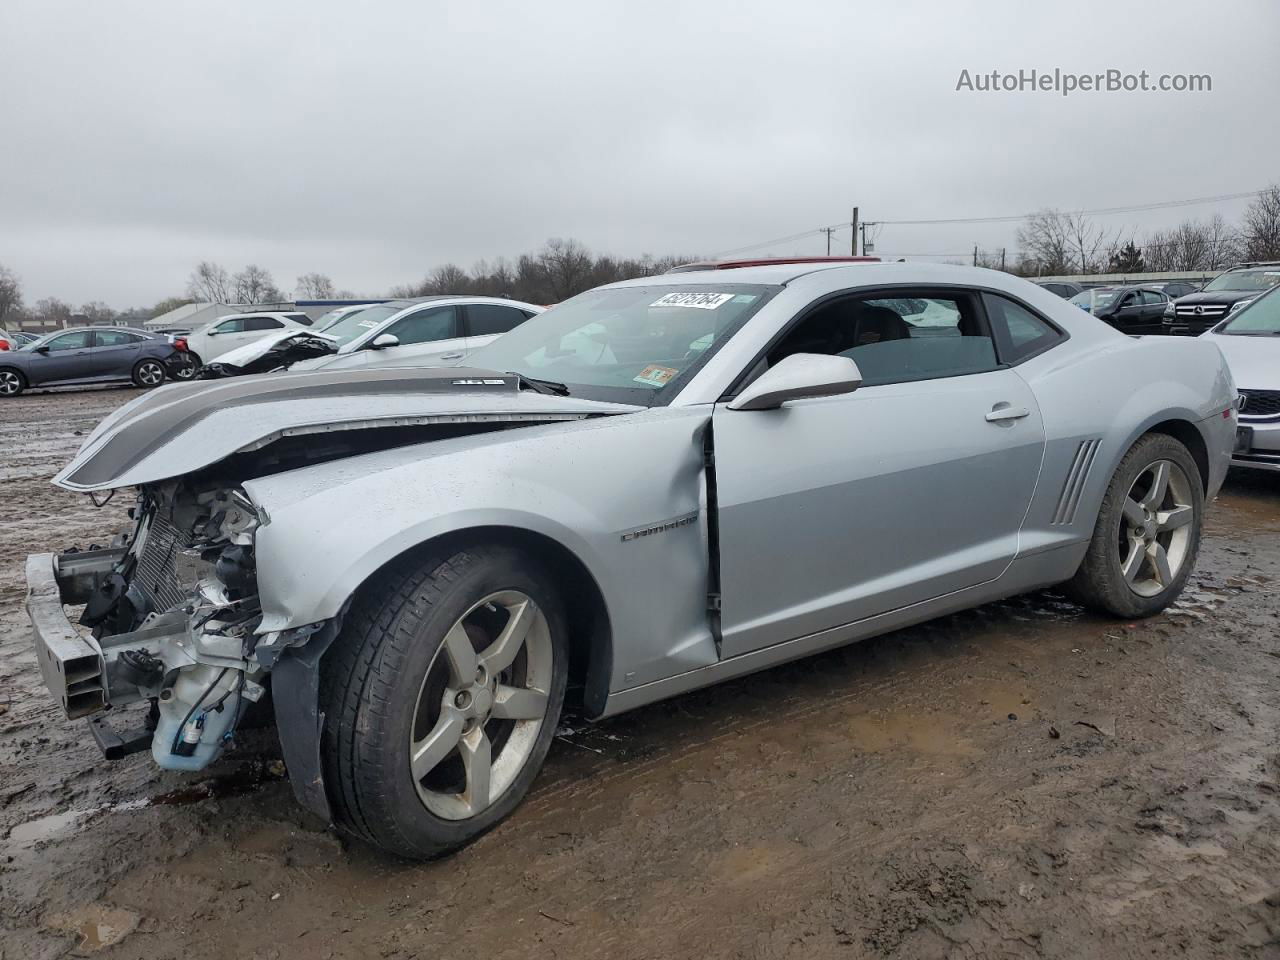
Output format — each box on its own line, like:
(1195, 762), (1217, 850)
(2, 386), (1280, 960)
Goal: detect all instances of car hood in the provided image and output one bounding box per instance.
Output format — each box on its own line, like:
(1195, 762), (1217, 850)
(1175, 289), (1261, 306)
(207, 329), (337, 371)
(1202, 331), (1280, 389)
(54, 366), (642, 492)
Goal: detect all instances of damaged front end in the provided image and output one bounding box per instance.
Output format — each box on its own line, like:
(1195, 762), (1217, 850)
(28, 481), (285, 772)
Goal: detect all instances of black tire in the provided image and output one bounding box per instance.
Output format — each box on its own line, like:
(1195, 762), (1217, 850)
(131, 358), (166, 388)
(320, 544), (568, 859)
(0, 368), (25, 397)
(175, 352), (202, 379)
(1064, 433), (1204, 618)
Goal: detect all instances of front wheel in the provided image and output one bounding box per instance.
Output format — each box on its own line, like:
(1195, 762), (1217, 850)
(132, 358), (166, 388)
(320, 545), (567, 859)
(1065, 433), (1203, 618)
(0, 368), (25, 397)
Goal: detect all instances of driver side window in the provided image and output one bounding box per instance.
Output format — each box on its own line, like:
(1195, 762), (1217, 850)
(214, 318), (245, 334)
(46, 331), (93, 351)
(386, 306), (458, 346)
(764, 290), (999, 387)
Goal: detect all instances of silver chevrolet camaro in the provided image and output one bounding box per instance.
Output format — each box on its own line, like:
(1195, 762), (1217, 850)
(27, 260), (1236, 858)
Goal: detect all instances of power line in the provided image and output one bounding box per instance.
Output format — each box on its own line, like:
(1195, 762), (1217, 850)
(711, 188), (1268, 258)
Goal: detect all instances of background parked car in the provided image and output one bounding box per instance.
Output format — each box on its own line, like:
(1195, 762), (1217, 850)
(1069, 285), (1170, 334)
(1199, 285), (1280, 473)
(183, 311), (315, 367)
(1152, 280), (1202, 299)
(1034, 280), (1084, 299)
(289, 296), (544, 372)
(1164, 263), (1280, 335)
(0, 326), (187, 397)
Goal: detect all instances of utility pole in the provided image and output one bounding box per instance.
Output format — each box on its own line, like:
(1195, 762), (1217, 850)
(850, 207), (859, 256)
(973, 244), (979, 267)
(1000, 247), (1006, 271)
(824, 227), (835, 255)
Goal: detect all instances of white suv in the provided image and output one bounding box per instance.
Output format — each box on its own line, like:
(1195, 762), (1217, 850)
(185, 311), (314, 366)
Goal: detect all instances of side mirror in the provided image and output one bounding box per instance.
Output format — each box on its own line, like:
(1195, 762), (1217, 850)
(35, 344), (50, 354)
(727, 353), (863, 411)
(370, 333), (400, 350)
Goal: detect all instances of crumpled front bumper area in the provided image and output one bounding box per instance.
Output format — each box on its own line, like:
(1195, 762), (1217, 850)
(26, 549), (124, 719)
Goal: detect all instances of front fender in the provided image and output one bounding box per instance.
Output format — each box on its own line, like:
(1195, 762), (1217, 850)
(242, 411), (714, 694)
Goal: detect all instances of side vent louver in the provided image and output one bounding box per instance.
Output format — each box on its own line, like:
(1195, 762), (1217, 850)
(1053, 439), (1101, 525)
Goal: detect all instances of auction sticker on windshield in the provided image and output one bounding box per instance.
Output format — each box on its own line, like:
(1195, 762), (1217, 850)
(650, 292), (735, 310)
(634, 364), (678, 387)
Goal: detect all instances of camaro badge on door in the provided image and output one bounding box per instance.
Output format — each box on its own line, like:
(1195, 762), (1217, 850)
(620, 512), (698, 542)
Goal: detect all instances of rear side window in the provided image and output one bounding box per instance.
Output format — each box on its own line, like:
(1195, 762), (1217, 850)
(468, 304), (529, 336)
(214, 318), (245, 334)
(243, 316), (284, 332)
(285, 312), (313, 326)
(983, 294), (1064, 363)
(95, 330), (142, 347)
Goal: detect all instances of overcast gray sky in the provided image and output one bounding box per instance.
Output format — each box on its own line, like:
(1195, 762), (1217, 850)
(1, 0), (1277, 307)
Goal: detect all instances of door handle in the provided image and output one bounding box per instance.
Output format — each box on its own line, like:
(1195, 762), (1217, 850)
(439, 353), (464, 361)
(986, 403), (1030, 423)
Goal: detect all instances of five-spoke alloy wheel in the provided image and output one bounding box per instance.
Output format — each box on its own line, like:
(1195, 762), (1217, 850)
(321, 545), (567, 859)
(1067, 433), (1204, 618)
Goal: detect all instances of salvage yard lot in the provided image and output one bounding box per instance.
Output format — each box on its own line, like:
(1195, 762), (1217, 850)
(3, 387), (1280, 959)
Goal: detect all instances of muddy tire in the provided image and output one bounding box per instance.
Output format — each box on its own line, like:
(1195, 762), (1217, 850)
(320, 545), (568, 859)
(131, 359), (166, 388)
(1065, 433), (1203, 618)
(0, 368), (25, 397)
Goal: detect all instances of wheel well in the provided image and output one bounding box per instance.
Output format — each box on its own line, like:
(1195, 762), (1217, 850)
(1145, 419), (1209, 493)
(355, 526), (613, 718)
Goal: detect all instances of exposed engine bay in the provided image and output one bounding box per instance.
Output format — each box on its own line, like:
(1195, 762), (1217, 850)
(65, 481), (268, 771)
(197, 332), (338, 379)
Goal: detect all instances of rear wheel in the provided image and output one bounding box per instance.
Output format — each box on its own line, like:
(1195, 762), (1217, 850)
(320, 545), (567, 859)
(132, 359), (166, 388)
(0, 368), (25, 397)
(173, 352), (201, 380)
(1065, 433), (1203, 618)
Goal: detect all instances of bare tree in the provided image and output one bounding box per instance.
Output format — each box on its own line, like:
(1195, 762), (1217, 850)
(295, 272), (336, 299)
(34, 297), (73, 328)
(424, 264), (470, 294)
(233, 265), (283, 304)
(1143, 215), (1240, 271)
(1241, 185), (1280, 262)
(186, 261), (232, 303)
(0, 264), (22, 324)
(537, 238), (594, 300)
(150, 296), (193, 318)
(1015, 210), (1076, 275)
(80, 301), (117, 324)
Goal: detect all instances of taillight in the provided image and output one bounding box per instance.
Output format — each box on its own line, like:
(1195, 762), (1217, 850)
(174, 337), (188, 352)
(0, 340), (9, 351)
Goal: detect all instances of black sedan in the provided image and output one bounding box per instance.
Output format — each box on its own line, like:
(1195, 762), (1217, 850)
(1069, 285), (1171, 335)
(0, 327), (192, 397)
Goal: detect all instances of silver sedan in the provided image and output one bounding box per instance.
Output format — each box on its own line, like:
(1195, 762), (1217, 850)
(29, 260), (1235, 858)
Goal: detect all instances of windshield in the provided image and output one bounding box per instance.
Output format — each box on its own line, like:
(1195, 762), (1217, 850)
(1069, 289), (1120, 312)
(320, 303), (403, 346)
(466, 283), (778, 404)
(315, 306), (366, 331)
(1203, 269), (1280, 292)
(1220, 287), (1280, 335)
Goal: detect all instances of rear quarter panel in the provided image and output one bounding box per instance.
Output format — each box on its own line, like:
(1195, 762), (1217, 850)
(1014, 334), (1235, 567)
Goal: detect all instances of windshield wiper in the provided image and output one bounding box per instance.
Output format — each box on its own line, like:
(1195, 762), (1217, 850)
(507, 372), (570, 396)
